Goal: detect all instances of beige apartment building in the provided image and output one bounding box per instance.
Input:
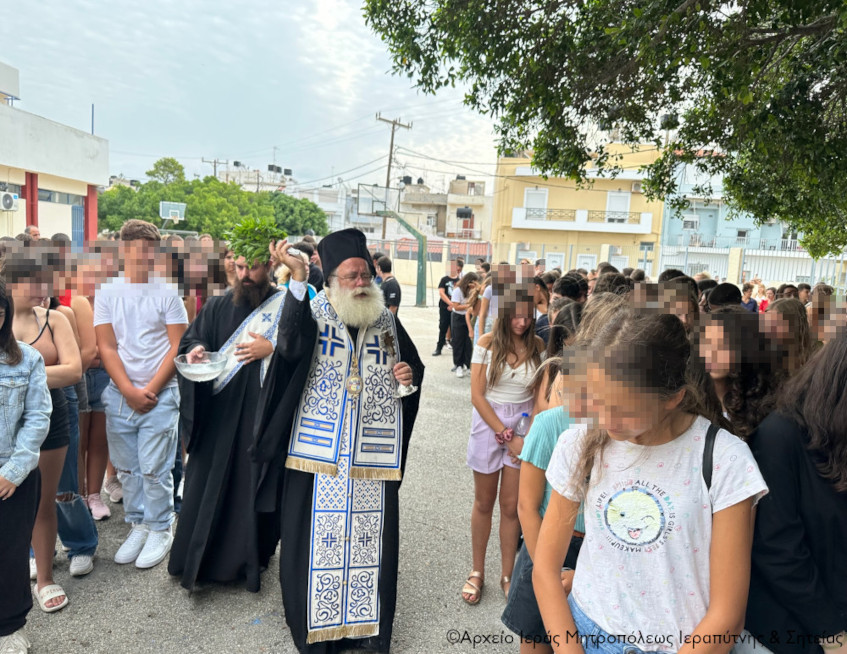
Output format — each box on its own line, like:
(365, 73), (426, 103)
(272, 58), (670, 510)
(491, 146), (664, 275)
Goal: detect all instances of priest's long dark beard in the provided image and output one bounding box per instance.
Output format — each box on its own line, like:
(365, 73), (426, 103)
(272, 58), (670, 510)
(326, 282), (385, 328)
(232, 277), (270, 309)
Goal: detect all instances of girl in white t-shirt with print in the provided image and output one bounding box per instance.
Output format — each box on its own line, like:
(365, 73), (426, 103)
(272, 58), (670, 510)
(534, 311), (768, 654)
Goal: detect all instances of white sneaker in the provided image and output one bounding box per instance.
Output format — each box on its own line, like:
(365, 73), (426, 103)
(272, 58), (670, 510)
(0, 628), (31, 654)
(456, 366), (464, 378)
(69, 554), (94, 577)
(114, 524), (149, 565)
(135, 526), (173, 569)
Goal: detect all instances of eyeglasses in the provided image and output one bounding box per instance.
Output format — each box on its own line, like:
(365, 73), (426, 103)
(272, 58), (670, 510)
(332, 273), (373, 283)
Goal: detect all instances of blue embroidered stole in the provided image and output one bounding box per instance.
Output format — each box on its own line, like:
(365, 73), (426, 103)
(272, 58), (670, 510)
(306, 425), (386, 643)
(211, 290), (285, 395)
(285, 292), (403, 481)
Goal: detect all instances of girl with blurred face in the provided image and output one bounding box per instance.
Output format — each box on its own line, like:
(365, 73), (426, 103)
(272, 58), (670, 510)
(463, 296), (544, 606)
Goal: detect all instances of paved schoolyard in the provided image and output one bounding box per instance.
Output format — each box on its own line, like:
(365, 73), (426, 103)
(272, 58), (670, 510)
(29, 290), (514, 653)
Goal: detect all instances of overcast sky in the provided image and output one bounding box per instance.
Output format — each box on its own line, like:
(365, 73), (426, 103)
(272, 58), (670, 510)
(4, 0), (499, 193)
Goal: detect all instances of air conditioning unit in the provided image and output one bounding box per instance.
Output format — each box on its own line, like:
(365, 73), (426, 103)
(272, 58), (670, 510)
(1, 192), (19, 212)
(631, 182), (643, 193)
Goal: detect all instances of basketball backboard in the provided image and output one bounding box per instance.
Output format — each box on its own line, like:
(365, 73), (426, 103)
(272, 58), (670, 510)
(159, 201), (186, 222)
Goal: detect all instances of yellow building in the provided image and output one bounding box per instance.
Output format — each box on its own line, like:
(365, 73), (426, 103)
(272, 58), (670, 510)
(491, 146), (664, 275)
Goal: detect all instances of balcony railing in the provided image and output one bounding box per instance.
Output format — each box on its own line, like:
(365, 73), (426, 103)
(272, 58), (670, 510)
(668, 233), (806, 252)
(526, 208), (577, 221)
(587, 210), (642, 224)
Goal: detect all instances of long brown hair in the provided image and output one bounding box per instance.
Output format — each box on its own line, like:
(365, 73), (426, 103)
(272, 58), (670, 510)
(486, 301), (543, 390)
(569, 311), (727, 500)
(766, 298), (814, 368)
(0, 281), (23, 365)
(777, 332), (847, 492)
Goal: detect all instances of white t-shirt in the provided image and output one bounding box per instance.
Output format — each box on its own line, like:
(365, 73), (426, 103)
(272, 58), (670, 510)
(451, 287), (468, 316)
(546, 415), (767, 651)
(471, 345), (535, 404)
(483, 284), (498, 319)
(94, 276), (188, 388)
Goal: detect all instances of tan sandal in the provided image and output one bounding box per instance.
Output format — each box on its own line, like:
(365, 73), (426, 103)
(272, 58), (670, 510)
(501, 575), (511, 600)
(461, 571), (484, 605)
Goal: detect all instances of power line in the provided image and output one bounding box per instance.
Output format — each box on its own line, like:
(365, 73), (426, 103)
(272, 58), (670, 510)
(376, 113), (412, 239)
(290, 155), (388, 187)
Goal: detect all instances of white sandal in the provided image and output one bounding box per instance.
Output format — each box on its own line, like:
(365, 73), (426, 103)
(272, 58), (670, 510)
(34, 584), (68, 613)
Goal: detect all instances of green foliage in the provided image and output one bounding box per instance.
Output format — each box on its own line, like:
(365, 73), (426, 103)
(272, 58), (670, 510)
(98, 158), (330, 241)
(267, 192), (330, 236)
(145, 157), (186, 185)
(364, 0), (847, 258)
(225, 216), (287, 265)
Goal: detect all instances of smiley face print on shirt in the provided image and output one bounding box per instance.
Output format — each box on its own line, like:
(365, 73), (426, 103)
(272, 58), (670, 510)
(594, 480), (677, 552)
(605, 488), (665, 545)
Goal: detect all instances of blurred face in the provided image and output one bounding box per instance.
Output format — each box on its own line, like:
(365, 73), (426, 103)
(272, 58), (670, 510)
(766, 289), (775, 301)
(762, 310), (792, 343)
(121, 239), (156, 273)
(10, 279), (51, 308)
(560, 367), (589, 420)
(224, 250), (235, 274)
(783, 287), (798, 299)
(235, 256), (270, 286)
(28, 226), (40, 240)
(798, 288), (810, 304)
(586, 365), (677, 442)
(700, 321), (733, 380)
(509, 313), (532, 337)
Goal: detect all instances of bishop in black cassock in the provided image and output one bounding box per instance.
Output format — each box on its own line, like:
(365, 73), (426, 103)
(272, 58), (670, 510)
(253, 230), (424, 653)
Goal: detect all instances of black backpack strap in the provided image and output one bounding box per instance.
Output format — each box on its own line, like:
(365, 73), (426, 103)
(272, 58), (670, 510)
(702, 423), (719, 491)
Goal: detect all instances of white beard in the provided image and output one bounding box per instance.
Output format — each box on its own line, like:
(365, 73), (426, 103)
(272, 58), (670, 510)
(326, 282), (386, 329)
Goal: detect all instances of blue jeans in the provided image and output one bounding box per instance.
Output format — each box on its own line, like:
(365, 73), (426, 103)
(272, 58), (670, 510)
(56, 385), (98, 558)
(102, 383), (179, 531)
(567, 595), (674, 654)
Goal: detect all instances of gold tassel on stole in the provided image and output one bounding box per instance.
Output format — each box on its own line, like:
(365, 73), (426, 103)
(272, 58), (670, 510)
(349, 467), (403, 481)
(306, 623), (379, 644)
(285, 457), (338, 476)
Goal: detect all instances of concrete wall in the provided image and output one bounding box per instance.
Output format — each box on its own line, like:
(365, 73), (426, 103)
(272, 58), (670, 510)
(0, 104), (109, 185)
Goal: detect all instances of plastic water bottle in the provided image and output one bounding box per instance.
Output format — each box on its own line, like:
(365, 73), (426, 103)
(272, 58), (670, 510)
(515, 412), (531, 438)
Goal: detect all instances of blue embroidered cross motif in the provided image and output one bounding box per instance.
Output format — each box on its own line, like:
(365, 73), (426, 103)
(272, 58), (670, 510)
(358, 533), (372, 548)
(322, 533), (337, 549)
(319, 324), (346, 357)
(365, 335), (388, 365)
(262, 312), (272, 322)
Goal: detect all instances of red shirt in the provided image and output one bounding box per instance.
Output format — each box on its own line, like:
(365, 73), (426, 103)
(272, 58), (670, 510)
(58, 289), (72, 307)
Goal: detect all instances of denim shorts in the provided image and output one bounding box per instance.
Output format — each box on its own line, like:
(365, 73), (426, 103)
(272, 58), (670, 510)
(501, 543), (546, 640)
(86, 367), (111, 413)
(567, 596), (674, 654)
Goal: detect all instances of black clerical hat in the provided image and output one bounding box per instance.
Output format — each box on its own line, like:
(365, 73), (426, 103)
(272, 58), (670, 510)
(317, 228), (377, 280)
(708, 282), (743, 307)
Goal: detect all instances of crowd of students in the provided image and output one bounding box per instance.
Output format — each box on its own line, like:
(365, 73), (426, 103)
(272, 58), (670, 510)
(462, 262), (847, 654)
(2, 227), (846, 654)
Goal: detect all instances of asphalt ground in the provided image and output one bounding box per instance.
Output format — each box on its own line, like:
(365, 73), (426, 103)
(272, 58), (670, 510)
(28, 287), (516, 654)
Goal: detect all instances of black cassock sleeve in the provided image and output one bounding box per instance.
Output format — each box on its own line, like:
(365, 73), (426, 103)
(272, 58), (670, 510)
(176, 296), (218, 453)
(395, 314), (425, 483)
(251, 287), (318, 513)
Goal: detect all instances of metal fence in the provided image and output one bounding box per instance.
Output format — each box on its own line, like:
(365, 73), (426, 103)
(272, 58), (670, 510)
(366, 238), (492, 264)
(659, 234), (847, 292)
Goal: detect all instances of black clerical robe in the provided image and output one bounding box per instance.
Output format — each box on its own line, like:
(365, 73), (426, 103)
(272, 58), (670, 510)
(169, 288), (283, 592)
(253, 287), (424, 654)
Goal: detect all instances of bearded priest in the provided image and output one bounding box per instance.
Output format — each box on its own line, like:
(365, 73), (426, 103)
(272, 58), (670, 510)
(169, 226), (301, 593)
(253, 229), (424, 654)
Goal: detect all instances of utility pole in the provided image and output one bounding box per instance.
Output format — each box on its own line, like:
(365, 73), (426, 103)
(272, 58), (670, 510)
(202, 158), (228, 178)
(376, 113), (412, 239)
